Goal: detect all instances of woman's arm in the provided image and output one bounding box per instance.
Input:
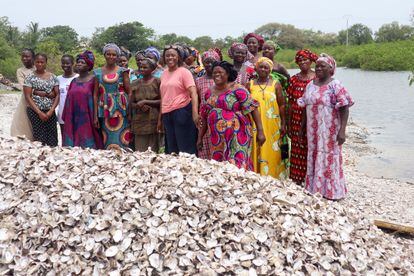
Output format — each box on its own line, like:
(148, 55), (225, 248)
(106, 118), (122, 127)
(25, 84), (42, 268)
(24, 85), (48, 121)
(188, 86), (199, 126)
(275, 82), (286, 137)
(299, 109), (307, 142)
(337, 106), (349, 145)
(93, 78), (99, 128)
(46, 85), (60, 118)
(251, 108), (266, 146)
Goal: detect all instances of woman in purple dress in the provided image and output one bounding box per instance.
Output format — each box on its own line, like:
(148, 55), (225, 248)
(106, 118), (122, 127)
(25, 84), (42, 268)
(62, 51), (103, 149)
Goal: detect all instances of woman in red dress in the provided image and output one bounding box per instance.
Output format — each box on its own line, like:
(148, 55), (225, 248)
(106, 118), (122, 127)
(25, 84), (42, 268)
(286, 49), (318, 184)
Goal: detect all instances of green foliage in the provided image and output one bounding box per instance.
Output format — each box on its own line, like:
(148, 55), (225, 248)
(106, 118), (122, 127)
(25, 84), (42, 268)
(41, 25), (79, 52)
(0, 35), (20, 80)
(90, 22), (154, 53)
(338, 23), (373, 45)
(375, 22), (414, 42)
(192, 36), (214, 52)
(255, 23), (305, 49)
(22, 22), (41, 49)
(156, 33), (193, 48)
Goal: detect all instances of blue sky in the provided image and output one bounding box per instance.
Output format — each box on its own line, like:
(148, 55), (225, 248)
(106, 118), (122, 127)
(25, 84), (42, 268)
(2, 0), (413, 38)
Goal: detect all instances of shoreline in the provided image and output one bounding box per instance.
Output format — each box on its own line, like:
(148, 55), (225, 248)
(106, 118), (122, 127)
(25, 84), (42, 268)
(1, 92), (413, 226)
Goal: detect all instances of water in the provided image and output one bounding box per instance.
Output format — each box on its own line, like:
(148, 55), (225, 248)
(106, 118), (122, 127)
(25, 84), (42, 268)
(288, 68), (414, 181)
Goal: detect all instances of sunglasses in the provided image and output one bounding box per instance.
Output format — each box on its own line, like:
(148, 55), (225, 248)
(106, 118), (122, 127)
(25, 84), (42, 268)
(164, 44), (180, 50)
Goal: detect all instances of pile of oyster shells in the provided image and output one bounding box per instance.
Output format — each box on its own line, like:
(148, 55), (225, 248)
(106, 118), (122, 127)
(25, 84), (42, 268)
(0, 136), (413, 275)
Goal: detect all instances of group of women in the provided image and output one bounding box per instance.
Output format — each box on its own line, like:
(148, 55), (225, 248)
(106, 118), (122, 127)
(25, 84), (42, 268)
(10, 32), (353, 200)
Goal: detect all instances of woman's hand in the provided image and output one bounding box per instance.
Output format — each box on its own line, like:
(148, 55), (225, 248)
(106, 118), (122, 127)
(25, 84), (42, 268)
(38, 111), (49, 122)
(157, 118), (163, 133)
(196, 137), (203, 151)
(192, 112), (200, 128)
(257, 129), (266, 146)
(337, 130), (346, 145)
(280, 122), (287, 138)
(93, 116), (100, 129)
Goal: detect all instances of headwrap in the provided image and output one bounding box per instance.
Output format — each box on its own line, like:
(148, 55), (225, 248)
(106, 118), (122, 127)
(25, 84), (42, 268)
(102, 43), (121, 56)
(228, 43), (253, 62)
(142, 57), (157, 70)
(317, 53), (337, 75)
(144, 47), (161, 61)
(211, 61), (238, 82)
(135, 50), (145, 58)
(201, 48), (221, 62)
(255, 57), (274, 70)
(243, 33), (265, 51)
(264, 40), (282, 53)
(295, 49), (319, 64)
(76, 50), (95, 71)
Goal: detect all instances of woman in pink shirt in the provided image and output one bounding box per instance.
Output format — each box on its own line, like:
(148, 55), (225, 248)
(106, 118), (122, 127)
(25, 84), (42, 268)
(158, 44), (199, 154)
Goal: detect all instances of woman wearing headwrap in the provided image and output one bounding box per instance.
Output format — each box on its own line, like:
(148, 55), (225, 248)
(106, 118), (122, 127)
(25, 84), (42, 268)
(118, 46), (136, 81)
(62, 51), (103, 149)
(262, 40), (290, 89)
(228, 43), (255, 87)
(198, 61), (265, 170)
(93, 43), (133, 150)
(158, 44), (199, 155)
(246, 57), (286, 178)
(185, 46), (205, 78)
(286, 49), (319, 184)
(144, 46), (164, 78)
(243, 33), (265, 64)
(195, 48), (222, 159)
(298, 53), (354, 200)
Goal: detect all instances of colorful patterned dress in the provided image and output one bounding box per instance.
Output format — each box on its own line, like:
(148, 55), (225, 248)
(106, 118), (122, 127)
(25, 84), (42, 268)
(298, 79), (354, 200)
(249, 79), (285, 178)
(195, 75), (214, 159)
(286, 73), (314, 183)
(94, 67), (132, 150)
(62, 78), (103, 149)
(201, 85), (258, 170)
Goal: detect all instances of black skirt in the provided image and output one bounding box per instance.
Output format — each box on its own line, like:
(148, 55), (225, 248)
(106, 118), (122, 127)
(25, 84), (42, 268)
(26, 107), (58, 147)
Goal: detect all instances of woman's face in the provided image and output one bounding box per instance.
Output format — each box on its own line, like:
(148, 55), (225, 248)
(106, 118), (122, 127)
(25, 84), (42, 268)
(247, 37), (259, 54)
(75, 59), (89, 73)
(185, 55), (195, 66)
(21, 51), (34, 68)
(118, 56), (129, 68)
(297, 57), (312, 73)
(139, 60), (154, 77)
(164, 49), (180, 69)
(61, 57), (74, 74)
(212, 66), (228, 86)
(256, 62), (271, 79)
(203, 57), (214, 75)
(34, 56), (47, 71)
(262, 44), (275, 60)
(135, 54), (145, 68)
(315, 60), (332, 79)
(232, 49), (247, 64)
(104, 49), (118, 65)
(146, 52), (157, 62)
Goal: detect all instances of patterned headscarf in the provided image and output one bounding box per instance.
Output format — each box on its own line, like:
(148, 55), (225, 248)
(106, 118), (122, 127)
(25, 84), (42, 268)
(243, 33), (265, 51)
(103, 43), (121, 56)
(317, 53), (337, 75)
(120, 46), (131, 59)
(76, 50), (95, 71)
(228, 43), (254, 62)
(255, 57), (274, 70)
(264, 40), (282, 53)
(144, 47), (161, 61)
(295, 49), (319, 64)
(201, 48), (221, 62)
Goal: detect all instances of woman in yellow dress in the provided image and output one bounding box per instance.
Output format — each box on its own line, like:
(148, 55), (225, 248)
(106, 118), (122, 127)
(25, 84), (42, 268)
(247, 57), (287, 178)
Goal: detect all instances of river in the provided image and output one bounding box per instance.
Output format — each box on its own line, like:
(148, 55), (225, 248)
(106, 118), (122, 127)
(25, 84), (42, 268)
(289, 68), (414, 181)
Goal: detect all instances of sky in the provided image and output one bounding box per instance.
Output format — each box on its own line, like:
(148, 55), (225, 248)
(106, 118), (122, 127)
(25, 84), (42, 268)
(2, 0), (413, 39)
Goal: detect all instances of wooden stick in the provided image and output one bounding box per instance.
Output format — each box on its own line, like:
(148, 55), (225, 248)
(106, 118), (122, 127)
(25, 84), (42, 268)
(373, 219), (414, 234)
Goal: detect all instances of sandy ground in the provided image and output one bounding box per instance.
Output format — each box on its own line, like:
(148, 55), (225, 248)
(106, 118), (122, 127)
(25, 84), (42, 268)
(1, 93), (413, 227)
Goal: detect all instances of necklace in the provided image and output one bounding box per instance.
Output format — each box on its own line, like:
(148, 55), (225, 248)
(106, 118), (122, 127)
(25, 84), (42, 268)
(257, 78), (270, 100)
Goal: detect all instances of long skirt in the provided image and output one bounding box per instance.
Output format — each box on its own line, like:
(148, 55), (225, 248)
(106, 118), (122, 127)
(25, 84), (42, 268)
(99, 116), (132, 150)
(11, 95), (33, 140)
(26, 107), (58, 146)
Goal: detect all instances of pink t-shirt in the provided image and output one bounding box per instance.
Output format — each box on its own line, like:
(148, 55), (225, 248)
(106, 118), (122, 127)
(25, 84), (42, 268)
(160, 67), (195, 114)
